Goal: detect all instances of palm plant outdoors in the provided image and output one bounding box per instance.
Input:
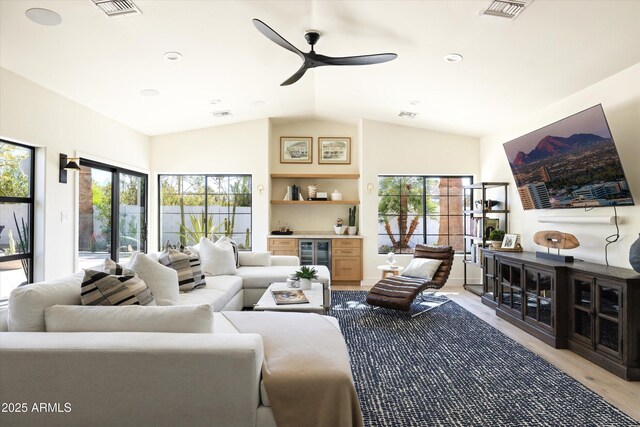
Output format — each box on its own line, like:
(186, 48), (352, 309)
(378, 176), (438, 252)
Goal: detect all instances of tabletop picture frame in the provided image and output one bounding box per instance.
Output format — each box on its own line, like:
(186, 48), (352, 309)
(280, 137), (312, 163)
(318, 137), (351, 164)
(502, 233), (519, 249)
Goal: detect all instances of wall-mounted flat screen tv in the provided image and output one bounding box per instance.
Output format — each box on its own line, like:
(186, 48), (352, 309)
(503, 104), (634, 210)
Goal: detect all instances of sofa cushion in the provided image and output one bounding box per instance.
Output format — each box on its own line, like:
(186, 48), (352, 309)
(199, 237), (237, 276)
(158, 247), (197, 291)
(239, 251), (272, 267)
(81, 269), (155, 306)
(127, 253), (179, 305)
(177, 288), (229, 312)
(8, 272), (84, 332)
(180, 245), (206, 288)
(45, 304), (213, 333)
(204, 275), (243, 301)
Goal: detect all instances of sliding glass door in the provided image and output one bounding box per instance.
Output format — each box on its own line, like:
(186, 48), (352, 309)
(0, 141), (35, 300)
(78, 160), (147, 269)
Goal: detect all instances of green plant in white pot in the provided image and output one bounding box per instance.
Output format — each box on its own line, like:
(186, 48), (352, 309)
(295, 266), (318, 290)
(488, 229), (506, 249)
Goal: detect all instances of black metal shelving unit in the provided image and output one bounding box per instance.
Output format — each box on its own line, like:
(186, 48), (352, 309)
(462, 182), (509, 296)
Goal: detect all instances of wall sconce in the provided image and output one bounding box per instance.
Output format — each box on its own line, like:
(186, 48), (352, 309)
(256, 184), (265, 194)
(59, 153), (80, 183)
(366, 183), (375, 193)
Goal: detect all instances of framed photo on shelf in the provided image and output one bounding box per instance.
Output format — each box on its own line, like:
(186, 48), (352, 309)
(483, 218), (499, 240)
(318, 137), (351, 164)
(280, 137), (312, 163)
(502, 233), (519, 249)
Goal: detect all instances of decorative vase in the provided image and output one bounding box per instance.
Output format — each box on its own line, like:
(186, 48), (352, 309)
(630, 233), (640, 273)
(299, 278), (312, 290)
(308, 185), (317, 199)
(348, 226), (357, 235)
(387, 251), (396, 266)
(334, 225), (345, 235)
(489, 241), (502, 249)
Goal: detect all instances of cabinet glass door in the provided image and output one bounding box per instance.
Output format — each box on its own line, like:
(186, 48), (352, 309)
(596, 283), (622, 359)
(299, 241), (314, 265)
(315, 240), (331, 270)
(499, 261), (522, 316)
(571, 276), (593, 343)
(524, 268), (553, 329)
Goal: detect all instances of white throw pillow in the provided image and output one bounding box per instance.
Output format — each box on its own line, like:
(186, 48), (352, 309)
(7, 272), (84, 332)
(127, 252), (179, 305)
(401, 258), (442, 280)
(199, 237), (237, 276)
(45, 304), (213, 333)
(238, 251), (272, 267)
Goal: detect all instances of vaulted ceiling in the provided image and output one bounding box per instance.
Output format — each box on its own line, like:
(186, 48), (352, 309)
(1, 1), (639, 137)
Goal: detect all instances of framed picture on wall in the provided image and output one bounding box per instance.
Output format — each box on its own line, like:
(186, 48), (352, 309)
(483, 218), (499, 240)
(318, 137), (351, 164)
(280, 137), (312, 163)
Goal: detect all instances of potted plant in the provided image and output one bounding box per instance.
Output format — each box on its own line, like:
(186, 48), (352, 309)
(487, 229), (506, 249)
(348, 206), (357, 235)
(334, 218), (345, 235)
(294, 266), (318, 290)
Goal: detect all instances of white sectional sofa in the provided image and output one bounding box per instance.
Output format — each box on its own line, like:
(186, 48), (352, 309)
(0, 252), (339, 427)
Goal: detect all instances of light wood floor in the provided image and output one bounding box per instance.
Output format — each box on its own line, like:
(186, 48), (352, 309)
(333, 284), (640, 422)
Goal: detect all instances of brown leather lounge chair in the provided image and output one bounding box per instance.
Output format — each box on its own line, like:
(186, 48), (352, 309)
(366, 245), (455, 317)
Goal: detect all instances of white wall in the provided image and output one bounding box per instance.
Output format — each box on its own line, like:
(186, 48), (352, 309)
(0, 67), (150, 280)
(480, 63), (640, 268)
(150, 119), (270, 251)
(361, 119), (481, 285)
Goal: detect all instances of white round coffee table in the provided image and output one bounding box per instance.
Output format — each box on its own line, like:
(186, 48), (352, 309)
(377, 265), (403, 279)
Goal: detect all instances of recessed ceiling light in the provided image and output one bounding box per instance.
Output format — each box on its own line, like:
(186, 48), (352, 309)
(409, 100), (421, 106)
(210, 99), (222, 105)
(140, 89), (159, 97)
(444, 53), (463, 63)
(25, 8), (62, 26)
(163, 52), (182, 62)
(251, 100), (266, 107)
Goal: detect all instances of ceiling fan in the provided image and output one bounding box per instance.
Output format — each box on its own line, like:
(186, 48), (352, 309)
(252, 19), (398, 86)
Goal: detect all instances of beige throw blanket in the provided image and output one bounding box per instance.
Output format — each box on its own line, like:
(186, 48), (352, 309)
(223, 311), (364, 427)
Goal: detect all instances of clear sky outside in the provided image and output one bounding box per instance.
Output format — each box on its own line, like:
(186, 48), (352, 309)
(503, 104), (612, 162)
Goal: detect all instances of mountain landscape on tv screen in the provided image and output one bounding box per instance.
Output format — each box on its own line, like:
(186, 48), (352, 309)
(505, 126), (634, 210)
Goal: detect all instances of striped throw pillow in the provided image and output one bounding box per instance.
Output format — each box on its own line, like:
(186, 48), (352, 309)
(180, 245), (206, 289)
(158, 247), (197, 292)
(102, 258), (127, 274)
(81, 269), (155, 306)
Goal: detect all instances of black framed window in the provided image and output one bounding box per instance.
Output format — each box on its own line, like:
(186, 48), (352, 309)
(159, 174), (252, 250)
(377, 175), (472, 254)
(0, 140), (35, 300)
(78, 159), (148, 269)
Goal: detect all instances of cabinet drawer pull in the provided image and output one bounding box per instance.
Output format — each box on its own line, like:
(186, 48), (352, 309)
(334, 249), (359, 256)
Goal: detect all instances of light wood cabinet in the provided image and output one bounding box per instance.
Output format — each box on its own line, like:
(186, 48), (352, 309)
(268, 238), (298, 256)
(332, 238), (362, 285)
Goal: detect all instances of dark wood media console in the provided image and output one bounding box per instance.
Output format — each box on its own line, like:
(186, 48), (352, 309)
(480, 250), (640, 380)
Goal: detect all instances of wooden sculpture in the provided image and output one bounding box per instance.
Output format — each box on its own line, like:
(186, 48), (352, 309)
(534, 230), (579, 262)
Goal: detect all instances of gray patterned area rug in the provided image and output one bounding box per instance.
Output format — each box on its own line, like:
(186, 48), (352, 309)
(330, 291), (637, 427)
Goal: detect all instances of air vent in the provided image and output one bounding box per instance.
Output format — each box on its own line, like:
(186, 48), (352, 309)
(398, 111), (418, 119)
(481, 0), (530, 19)
(92, 0), (142, 17)
(212, 110), (233, 118)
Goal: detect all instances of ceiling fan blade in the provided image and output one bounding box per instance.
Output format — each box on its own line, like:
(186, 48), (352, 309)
(281, 64), (310, 86)
(319, 53), (398, 66)
(252, 19), (304, 60)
